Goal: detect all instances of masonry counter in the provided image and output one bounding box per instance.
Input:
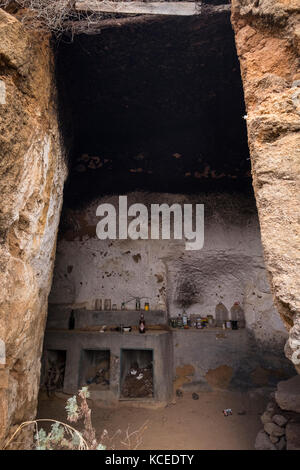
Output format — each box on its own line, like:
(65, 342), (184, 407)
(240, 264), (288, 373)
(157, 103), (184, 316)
(43, 328), (173, 403)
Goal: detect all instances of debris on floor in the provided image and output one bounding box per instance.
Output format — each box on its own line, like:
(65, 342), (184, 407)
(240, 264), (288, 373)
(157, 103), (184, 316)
(85, 359), (110, 390)
(121, 363), (153, 398)
(41, 350), (66, 396)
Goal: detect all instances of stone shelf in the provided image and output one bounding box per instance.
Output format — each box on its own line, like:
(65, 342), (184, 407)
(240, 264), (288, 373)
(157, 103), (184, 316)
(43, 328), (173, 402)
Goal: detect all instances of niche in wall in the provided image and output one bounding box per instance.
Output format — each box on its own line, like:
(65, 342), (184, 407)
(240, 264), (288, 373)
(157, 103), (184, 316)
(79, 349), (110, 390)
(120, 349), (154, 399)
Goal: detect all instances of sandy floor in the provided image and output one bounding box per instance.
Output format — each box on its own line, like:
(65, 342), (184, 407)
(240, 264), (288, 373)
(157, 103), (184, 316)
(37, 389), (268, 450)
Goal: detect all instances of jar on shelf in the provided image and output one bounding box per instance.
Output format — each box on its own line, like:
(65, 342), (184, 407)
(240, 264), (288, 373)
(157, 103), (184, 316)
(177, 313), (183, 328)
(230, 301), (246, 328)
(215, 302), (229, 327)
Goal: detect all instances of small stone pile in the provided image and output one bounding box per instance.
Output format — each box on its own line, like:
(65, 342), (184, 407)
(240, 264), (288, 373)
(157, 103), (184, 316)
(255, 375), (300, 450)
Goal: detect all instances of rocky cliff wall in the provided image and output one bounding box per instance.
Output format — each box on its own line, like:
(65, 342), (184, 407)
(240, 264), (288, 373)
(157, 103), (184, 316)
(0, 10), (67, 447)
(231, 0), (300, 372)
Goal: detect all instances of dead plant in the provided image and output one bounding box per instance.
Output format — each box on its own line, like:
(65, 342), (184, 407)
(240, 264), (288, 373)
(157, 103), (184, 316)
(2, 386), (149, 450)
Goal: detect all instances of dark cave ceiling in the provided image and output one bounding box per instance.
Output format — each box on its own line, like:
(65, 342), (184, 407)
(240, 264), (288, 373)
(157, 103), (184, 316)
(56, 9), (251, 207)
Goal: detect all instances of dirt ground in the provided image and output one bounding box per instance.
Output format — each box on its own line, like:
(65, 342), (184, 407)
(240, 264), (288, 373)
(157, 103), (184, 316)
(37, 389), (268, 450)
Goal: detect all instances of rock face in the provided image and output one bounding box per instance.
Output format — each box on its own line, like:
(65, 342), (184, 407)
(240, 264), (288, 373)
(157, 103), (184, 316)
(275, 375), (300, 413)
(286, 422), (300, 450)
(256, 378), (300, 450)
(255, 430), (276, 450)
(0, 10), (67, 447)
(231, 0), (300, 372)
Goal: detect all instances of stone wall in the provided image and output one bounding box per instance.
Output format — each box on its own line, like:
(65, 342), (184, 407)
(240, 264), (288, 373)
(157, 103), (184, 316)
(0, 10), (67, 447)
(231, 0), (300, 371)
(49, 191), (288, 353)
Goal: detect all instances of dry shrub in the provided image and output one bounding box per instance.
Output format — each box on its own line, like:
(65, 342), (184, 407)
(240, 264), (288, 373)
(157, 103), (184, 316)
(0, 0), (104, 35)
(2, 387), (149, 450)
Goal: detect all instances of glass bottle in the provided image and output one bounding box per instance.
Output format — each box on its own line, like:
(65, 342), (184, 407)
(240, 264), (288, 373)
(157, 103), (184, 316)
(230, 301), (245, 328)
(177, 313), (183, 329)
(68, 310), (75, 330)
(139, 313), (146, 333)
(215, 302), (229, 327)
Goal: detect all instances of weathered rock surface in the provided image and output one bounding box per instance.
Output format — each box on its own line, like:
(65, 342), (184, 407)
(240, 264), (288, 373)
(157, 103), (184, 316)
(272, 414), (288, 427)
(286, 422), (300, 450)
(275, 375), (300, 413)
(0, 9), (67, 447)
(261, 410), (274, 425)
(264, 422), (285, 437)
(276, 436), (286, 451)
(255, 429), (276, 450)
(231, 0), (300, 372)
(270, 435), (279, 444)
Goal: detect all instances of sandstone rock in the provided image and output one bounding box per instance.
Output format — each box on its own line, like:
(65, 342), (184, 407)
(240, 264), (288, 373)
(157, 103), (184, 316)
(286, 422), (300, 450)
(272, 414), (288, 427)
(255, 430), (276, 450)
(276, 436), (286, 451)
(264, 422), (286, 437)
(275, 376), (300, 413)
(261, 411), (274, 425)
(0, 9), (67, 447)
(270, 435), (279, 444)
(266, 401), (277, 414)
(232, 0), (300, 373)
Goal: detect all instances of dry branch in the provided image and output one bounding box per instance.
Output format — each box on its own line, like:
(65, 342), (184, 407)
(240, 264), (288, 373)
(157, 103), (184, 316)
(0, 1), (231, 34)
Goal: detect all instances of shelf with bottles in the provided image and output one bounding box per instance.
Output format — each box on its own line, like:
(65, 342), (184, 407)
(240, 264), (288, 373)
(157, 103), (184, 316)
(94, 297), (151, 312)
(169, 308), (246, 331)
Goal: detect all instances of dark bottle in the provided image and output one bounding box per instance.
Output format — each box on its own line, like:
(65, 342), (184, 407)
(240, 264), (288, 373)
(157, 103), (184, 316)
(139, 313), (146, 334)
(68, 310), (75, 330)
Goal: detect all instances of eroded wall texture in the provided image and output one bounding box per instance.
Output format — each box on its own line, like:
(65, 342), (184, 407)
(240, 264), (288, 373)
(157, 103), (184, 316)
(50, 191), (288, 353)
(0, 10), (67, 446)
(231, 0), (300, 371)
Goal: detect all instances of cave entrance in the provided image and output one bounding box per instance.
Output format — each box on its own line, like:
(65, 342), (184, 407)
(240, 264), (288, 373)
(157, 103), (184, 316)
(38, 4), (294, 447)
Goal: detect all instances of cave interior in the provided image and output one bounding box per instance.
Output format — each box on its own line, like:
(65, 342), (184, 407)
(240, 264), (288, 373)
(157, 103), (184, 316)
(56, 8), (251, 207)
(40, 7), (294, 405)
